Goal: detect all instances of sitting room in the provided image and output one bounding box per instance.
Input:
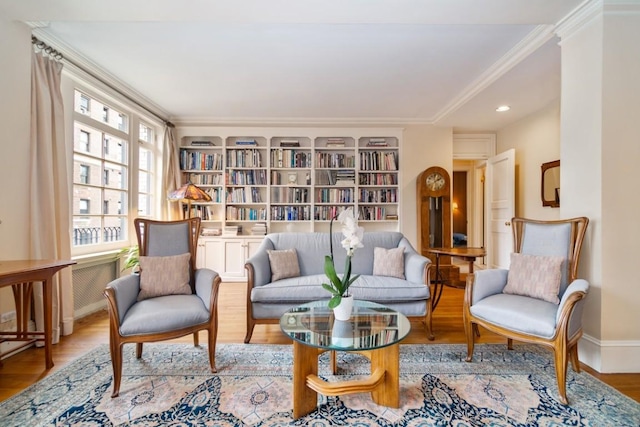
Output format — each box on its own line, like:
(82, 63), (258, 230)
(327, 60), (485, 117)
(0, 1), (639, 425)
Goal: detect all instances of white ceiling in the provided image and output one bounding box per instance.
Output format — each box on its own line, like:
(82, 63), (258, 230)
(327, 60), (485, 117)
(2, 0), (587, 130)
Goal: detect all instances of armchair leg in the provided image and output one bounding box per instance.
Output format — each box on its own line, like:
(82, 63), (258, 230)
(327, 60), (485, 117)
(110, 342), (123, 398)
(244, 322), (255, 344)
(193, 331), (199, 347)
(507, 338), (513, 350)
(136, 343), (143, 359)
(553, 346), (570, 405)
(424, 303), (435, 340)
(569, 344), (581, 373)
(463, 320), (475, 362)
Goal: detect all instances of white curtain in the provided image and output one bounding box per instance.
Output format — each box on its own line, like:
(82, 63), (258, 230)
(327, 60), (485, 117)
(162, 124), (182, 220)
(29, 51), (74, 343)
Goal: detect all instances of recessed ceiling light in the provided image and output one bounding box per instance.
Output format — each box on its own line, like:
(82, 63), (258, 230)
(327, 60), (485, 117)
(496, 105), (511, 112)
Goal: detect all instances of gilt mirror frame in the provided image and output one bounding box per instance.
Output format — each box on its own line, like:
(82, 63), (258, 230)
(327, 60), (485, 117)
(541, 160), (560, 208)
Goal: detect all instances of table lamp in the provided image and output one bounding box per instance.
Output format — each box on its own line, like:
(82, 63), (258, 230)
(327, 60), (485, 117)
(168, 182), (212, 218)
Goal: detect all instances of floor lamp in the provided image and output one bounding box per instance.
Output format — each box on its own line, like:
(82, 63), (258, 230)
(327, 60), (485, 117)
(168, 182), (212, 219)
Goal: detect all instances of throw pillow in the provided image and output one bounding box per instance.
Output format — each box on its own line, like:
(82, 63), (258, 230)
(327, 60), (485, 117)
(372, 247), (405, 279)
(268, 249), (301, 281)
(503, 252), (564, 304)
(137, 252), (192, 301)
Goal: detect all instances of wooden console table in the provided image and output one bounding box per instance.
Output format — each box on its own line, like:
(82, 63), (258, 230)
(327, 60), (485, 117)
(0, 259), (76, 369)
(426, 247), (486, 310)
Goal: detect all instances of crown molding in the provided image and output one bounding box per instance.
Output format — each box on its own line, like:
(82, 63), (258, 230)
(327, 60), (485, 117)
(604, 0), (640, 14)
(431, 24), (555, 125)
(555, 0), (603, 42)
(171, 116), (433, 127)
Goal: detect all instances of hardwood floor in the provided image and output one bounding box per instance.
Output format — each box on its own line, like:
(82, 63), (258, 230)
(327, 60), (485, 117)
(1, 283), (639, 403)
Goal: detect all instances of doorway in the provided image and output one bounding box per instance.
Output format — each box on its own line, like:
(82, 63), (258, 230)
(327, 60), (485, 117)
(452, 171), (467, 247)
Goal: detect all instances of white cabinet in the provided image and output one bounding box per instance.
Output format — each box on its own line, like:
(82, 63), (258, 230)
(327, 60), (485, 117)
(197, 236), (263, 281)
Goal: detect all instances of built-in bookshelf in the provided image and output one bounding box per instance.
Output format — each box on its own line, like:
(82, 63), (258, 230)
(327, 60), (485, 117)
(176, 128), (401, 236)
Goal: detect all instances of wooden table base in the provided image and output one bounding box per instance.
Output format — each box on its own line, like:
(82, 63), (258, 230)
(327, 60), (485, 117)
(292, 341), (400, 419)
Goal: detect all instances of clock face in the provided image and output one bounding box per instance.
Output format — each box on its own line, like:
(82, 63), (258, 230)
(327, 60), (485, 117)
(288, 173), (297, 184)
(426, 173), (445, 191)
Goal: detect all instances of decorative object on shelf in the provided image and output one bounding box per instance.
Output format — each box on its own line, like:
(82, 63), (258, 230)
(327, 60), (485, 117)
(168, 182), (212, 219)
(322, 207), (364, 316)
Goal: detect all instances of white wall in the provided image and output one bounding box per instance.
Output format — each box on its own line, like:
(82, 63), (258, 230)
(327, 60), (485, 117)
(0, 20), (32, 313)
(496, 100), (561, 220)
(560, 7), (640, 372)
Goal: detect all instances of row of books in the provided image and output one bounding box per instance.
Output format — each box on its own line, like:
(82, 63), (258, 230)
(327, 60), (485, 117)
(271, 206), (312, 221)
(315, 152), (356, 168)
(222, 225), (241, 236)
(359, 188), (397, 203)
(358, 172), (398, 186)
(270, 149), (312, 168)
(358, 206), (394, 221)
(180, 150), (224, 171)
(186, 173), (224, 186)
(225, 170), (268, 185)
(225, 207), (267, 221)
(226, 148), (263, 168)
(225, 187), (263, 203)
(366, 138), (389, 147)
(271, 187), (310, 203)
(315, 188), (354, 203)
(359, 151), (398, 171)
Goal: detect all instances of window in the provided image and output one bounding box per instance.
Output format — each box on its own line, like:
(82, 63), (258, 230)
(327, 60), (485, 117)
(72, 89), (160, 253)
(79, 199), (90, 214)
(79, 94), (90, 114)
(79, 164), (89, 184)
(80, 130), (90, 151)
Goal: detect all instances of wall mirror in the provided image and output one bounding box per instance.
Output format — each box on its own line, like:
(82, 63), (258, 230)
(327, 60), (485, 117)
(541, 160), (560, 208)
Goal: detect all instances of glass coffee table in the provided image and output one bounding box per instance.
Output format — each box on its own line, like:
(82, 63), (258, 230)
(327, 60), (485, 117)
(280, 299), (411, 419)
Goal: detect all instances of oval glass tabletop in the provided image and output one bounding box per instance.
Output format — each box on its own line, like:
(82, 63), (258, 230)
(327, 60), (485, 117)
(280, 299), (411, 351)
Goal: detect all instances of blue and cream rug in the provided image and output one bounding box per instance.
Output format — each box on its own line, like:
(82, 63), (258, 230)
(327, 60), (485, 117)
(1, 343), (638, 426)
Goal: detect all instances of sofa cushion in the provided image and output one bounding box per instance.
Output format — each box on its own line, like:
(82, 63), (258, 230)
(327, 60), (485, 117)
(267, 248), (301, 281)
(250, 274), (429, 304)
(503, 252), (564, 304)
(372, 247), (405, 279)
(137, 252), (192, 301)
(121, 294), (209, 336)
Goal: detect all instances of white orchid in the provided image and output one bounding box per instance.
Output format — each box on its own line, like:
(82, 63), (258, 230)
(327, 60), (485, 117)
(338, 208), (364, 256)
(322, 207), (364, 309)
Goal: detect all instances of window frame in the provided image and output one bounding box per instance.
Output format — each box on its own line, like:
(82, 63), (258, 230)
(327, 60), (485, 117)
(68, 82), (163, 257)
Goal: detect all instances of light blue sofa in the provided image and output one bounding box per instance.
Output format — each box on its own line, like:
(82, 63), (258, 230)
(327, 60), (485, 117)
(244, 231), (433, 343)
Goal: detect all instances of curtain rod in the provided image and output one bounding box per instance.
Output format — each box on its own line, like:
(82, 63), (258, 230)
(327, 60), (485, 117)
(31, 35), (174, 128)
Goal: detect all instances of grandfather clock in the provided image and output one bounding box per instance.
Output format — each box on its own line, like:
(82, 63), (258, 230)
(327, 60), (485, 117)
(417, 167), (458, 280)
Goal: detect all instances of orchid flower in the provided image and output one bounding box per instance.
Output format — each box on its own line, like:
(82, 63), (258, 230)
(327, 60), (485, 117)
(322, 207), (363, 309)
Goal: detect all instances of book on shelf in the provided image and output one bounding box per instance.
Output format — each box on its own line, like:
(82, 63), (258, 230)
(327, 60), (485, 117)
(222, 225), (240, 236)
(251, 222), (267, 235)
(191, 140), (215, 146)
(235, 139), (257, 146)
(201, 228), (221, 236)
(279, 139), (300, 147)
(367, 138), (388, 147)
(385, 214), (398, 220)
(326, 138), (345, 148)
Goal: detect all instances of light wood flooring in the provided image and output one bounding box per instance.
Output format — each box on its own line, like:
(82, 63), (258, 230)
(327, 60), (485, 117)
(1, 283), (639, 403)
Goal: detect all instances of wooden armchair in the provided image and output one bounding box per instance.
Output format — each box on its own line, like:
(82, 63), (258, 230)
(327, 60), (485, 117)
(463, 217), (589, 404)
(104, 218), (221, 397)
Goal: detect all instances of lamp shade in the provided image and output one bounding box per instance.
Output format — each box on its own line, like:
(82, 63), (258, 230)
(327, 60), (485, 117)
(168, 182), (212, 202)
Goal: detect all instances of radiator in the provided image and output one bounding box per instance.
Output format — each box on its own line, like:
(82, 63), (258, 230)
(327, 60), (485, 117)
(73, 260), (118, 318)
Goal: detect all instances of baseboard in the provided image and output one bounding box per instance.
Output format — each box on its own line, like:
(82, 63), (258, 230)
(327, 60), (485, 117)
(74, 300), (107, 320)
(579, 333), (640, 373)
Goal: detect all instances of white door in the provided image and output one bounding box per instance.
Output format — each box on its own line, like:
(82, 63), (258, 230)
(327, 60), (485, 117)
(485, 149), (515, 269)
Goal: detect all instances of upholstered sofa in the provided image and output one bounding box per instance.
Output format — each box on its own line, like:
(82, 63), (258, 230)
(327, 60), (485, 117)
(244, 231), (433, 343)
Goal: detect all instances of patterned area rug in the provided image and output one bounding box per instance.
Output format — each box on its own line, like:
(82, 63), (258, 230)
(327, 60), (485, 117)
(1, 343), (638, 426)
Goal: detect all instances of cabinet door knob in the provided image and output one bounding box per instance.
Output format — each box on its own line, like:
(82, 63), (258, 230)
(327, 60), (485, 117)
(504, 221), (511, 226)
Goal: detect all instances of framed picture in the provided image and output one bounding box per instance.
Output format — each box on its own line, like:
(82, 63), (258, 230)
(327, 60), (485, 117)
(288, 172), (297, 185)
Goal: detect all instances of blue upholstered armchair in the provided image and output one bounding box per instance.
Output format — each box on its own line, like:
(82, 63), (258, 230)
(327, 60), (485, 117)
(463, 217), (589, 405)
(104, 218), (221, 397)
